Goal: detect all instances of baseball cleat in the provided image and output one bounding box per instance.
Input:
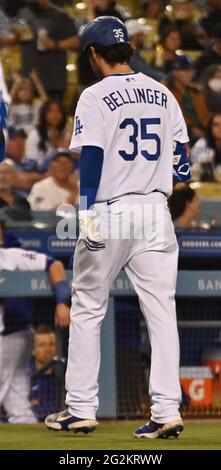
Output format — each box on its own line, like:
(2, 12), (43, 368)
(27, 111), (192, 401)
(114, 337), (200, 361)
(134, 419), (184, 439)
(45, 409), (98, 433)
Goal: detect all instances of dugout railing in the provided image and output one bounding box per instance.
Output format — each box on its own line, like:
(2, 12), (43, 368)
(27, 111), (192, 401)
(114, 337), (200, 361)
(1, 270), (221, 419)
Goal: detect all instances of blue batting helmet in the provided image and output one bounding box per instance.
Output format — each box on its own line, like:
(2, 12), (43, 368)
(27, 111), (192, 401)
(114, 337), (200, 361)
(81, 16), (130, 51)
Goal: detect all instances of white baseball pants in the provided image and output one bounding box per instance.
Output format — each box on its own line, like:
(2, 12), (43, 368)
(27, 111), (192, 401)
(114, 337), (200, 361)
(0, 329), (37, 423)
(66, 193), (181, 423)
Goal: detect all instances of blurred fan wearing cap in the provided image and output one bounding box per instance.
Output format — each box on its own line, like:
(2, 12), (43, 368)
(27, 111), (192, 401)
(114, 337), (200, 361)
(4, 126), (44, 199)
(39, 147), (77, 173)
(168, 54), (194, 72)
(125, 19), (167, 83)
(0, 157), (33, 221)
(7, 126), (27, 140)
(167, 55), (211, 144)
(28, 148), (79, 211)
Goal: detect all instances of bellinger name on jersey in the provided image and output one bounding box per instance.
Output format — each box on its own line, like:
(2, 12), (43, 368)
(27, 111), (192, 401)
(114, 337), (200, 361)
(102, 87), (168, 112)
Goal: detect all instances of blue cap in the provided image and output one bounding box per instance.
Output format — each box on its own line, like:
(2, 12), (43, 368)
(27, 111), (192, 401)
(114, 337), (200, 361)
(170, 55), (193, 72)
(8, 126), (27, 139)
(40, 148), (75, 173)
(81, 16), (130, 51)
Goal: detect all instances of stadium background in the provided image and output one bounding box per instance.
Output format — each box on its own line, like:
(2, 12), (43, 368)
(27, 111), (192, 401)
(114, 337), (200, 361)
(0, 0), (221, 438)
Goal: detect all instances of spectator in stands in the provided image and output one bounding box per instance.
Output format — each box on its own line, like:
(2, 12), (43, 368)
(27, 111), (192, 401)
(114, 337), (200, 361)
(0, 240), (70, 423)
(6, 127), (27, 162)
(17, 0), (80, 100)
(0, 109), (37, 212)
(9, 70), (48, 134)
(28, 148), (79, 211)
(167, 55), (211, 144)
(25, 99), (66, 166)
(194, 22), (221, 79)
(191, 113), (221, 182)
(194, 19), (210, 50)
(125, 19), (167, 83)
(159, 0), (203, 50)
(43, 123), (80, 174)
(200, 0), (221, 38)
(140, 0), (163, 20)
(168, 184), (201, 229)
(0, 134), (41, 212)
(0, 104), (33, 214)
(0, 1), (17, 47)
(151, 25), (182, 73)
(5, 127), (45, 198)
(30, 326), (63, 422)
(203, 65), (221, 113)
(86, 0), (130, 22)
(0, 122), (34, 215)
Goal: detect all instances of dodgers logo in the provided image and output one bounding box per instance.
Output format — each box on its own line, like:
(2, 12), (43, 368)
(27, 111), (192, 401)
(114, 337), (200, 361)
(75, 116), (83, 135)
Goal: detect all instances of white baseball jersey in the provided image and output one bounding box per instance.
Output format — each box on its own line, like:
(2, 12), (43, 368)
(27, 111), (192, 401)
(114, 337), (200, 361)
(0, 248), (47, 272)
(0, 247), (44, 424)
(0, 61), (10, 105)
(69, 72), (189, 200)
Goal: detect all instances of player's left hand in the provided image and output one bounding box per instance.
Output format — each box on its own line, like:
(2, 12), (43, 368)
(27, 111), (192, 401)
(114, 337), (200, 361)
(79, 210), (105, 251)
(55, 304), (70, 328)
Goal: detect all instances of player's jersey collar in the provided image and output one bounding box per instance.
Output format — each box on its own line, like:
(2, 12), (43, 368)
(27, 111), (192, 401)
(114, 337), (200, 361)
(105, 72), (139, 77)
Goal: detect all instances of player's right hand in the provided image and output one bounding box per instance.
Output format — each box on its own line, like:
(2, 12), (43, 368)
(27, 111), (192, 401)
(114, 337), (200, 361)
(79, 210), (105, 251)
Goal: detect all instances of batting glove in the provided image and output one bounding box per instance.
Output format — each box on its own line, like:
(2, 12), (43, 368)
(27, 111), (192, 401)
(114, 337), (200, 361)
(79, 210), (105, 251)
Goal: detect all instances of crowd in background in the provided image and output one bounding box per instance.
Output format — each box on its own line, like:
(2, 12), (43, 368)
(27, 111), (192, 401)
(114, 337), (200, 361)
(0, 0), (220, 220)
(0, 0), (221, 423)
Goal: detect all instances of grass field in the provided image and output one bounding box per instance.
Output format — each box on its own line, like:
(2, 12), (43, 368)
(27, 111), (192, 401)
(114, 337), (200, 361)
(0, 421), (220, 450)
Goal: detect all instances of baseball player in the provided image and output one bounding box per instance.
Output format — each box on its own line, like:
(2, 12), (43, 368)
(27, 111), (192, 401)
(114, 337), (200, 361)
(0, 246), (70, 423)
(0, 93), (7, 162)
(45, 16), (190, 438)
(0, 59), (13, 193)
(0, 63), (8, 162)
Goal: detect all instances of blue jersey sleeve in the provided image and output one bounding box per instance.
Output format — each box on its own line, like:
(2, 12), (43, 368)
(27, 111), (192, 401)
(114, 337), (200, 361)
(0, 130), (5, 162)
(0, 92), (7, 162)
(80, 145), (104, 209)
